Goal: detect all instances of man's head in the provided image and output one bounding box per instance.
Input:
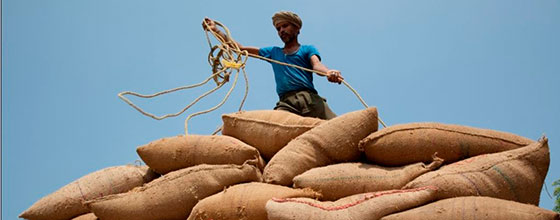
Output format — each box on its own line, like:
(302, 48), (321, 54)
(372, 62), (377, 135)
(272, 11), (302, 44)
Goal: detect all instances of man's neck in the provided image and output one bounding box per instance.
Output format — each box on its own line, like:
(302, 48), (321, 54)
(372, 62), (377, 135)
(283, 40), (300, 54)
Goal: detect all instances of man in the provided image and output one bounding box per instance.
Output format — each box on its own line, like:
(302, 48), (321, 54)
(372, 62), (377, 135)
(203, 11), (343, 119)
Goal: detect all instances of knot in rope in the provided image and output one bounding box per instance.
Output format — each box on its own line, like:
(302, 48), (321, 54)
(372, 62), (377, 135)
(222, 60), (244, 70)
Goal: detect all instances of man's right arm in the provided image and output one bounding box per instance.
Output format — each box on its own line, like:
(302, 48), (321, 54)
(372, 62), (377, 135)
(202, 18), (260, 55)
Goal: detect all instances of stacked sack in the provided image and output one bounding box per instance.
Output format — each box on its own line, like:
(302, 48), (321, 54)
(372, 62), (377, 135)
(19, 107), (558, 220)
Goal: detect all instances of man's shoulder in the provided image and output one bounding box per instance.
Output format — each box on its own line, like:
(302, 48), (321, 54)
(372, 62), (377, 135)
(259, 46), (282, 53)
(261, 46), (282, 50)
(300, 45), (320, 58)
(300, 45), (319, 52)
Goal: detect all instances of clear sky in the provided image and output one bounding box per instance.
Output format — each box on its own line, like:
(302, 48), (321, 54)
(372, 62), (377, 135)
(3, 0), (560, 218)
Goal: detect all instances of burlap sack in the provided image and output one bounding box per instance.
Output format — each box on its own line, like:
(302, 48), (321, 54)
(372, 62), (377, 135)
(137, 134), (265, 174)
(19, 165), (157, 220)
(222, 110), (324, 160)
(85, 163), (262, 220)
(359, 122), (534, 166)
(403, 137), (549, 205)
(71, 213), (98, 220)
(263, 107), (379, 186)
(188, 182), (322, 220)
(381, 196), (560, 220)
(293, 155), (443, 201)
(266, 186), (438, 220)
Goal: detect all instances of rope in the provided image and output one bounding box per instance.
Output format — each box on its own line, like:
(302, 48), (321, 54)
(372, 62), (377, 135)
(118, 20), (251, 134)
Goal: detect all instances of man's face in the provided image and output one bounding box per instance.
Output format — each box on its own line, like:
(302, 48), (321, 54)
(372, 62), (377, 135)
(275, 21), (299, 43)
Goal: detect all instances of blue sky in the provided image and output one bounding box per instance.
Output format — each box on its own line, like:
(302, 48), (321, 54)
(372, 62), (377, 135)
(3, 0), (560, 218)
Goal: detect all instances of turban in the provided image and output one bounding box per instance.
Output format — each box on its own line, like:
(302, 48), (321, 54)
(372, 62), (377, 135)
(272, 11), (302, 29)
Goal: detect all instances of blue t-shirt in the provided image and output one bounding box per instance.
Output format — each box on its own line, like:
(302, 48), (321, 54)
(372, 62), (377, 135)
(258, 45), (320, 97)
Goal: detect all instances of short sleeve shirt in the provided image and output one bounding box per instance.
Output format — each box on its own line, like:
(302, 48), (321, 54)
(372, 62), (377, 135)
(258, 45), (321, 97)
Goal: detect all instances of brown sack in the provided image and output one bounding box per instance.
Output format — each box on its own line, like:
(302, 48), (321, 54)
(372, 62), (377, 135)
(137, 134), (265, 174)
(381, 196), (560, 220)
(85, 163), (262, 220)
(188, 182), (322, 220)
(293, 155), (443, 201)
(266, 186), (438, 220)
(263, 107), (379, 186)
(359, 122), (534, 166)
(403, 137), (549, 205)
(222, 110), (324, 160)
(72, 213), (98, 220)
(19, 165), (157, 220)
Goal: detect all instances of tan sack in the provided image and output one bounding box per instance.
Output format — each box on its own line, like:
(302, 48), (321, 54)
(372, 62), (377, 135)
(266, 186), (438, 220)
(263, 107), (379, 186)
(71, 213), (98, 220)
(19, 165), (157, 220)
(359, 122), (534, 166)
(293, 155), (443, 201)
(222, 110), (323, 160)
(137, 134), (265, 174)
(84, 163), (262, 220)
(403, 137), (549, 205)
(188, 182), (321, 220)
(381, 196), (560, 220)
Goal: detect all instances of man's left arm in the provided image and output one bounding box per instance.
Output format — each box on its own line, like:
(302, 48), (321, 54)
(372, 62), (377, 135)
(310, 55), (344, 84)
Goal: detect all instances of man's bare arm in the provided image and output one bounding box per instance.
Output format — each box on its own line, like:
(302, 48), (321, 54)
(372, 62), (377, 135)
(202, 18), (260, 55)
(310, 55), (344, 84)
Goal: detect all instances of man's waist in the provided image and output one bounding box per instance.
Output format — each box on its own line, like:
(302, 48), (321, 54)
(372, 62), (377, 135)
(279, 88), (318, 100)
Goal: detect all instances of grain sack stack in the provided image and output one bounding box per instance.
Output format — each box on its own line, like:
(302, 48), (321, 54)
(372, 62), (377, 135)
(263, 107), (379, 186)
(137, 134), (265, 174)
(222, 110), (324, 160)
(19, 165), (158, 220)
(292, 155), (443, 201)
(71, 213), (98, 220)
(265, 186), (439, 220)
(20, 108), (554, 220)
(359, 122), (535, 166)
(381, 196), (560, 220)
(84, 163), (262, 220)
(188, 182), (322, 220)
(403, 137), (549, 205)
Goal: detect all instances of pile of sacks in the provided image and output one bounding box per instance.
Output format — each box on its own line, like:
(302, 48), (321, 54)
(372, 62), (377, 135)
(19, 107), (559, 220)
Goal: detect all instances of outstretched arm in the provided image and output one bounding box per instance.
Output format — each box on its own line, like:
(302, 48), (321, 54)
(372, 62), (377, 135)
(310, 55), (344, 84)
(202, 18), (260, 55)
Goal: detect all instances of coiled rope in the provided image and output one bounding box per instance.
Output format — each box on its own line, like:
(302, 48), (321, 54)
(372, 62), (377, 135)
(118, 19), (385, 135)
(118, 19), (250, 135)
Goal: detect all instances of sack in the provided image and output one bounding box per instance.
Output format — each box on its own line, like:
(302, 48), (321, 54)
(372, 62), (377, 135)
(381, 196), (560, 220)
(222, 110), (323, 160)
(266, 186), (438, 220)
(293, 156), (443, 201)
(137, 134), (265, 174)
(19, 165), (157, 220)
(85, 163), (262, 220)
(404, 137), (549, 205)
(263, 107), (379, 186)
(71, 213), (98, 220)
(359, 122), (534, 166)
(188, 182), (321, 220)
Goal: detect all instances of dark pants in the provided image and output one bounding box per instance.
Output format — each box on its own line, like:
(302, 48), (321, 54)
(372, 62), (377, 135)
(274, 90), (337, 120)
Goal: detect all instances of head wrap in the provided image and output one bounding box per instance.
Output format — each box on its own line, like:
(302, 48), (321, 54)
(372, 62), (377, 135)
(272, 11), (302, 29)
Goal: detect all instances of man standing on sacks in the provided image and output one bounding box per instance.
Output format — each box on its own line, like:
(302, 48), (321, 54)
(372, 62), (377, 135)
(203, 11), (343, 119)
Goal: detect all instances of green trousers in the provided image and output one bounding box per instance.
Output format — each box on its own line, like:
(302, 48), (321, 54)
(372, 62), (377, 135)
(274, 90), (337, 120)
